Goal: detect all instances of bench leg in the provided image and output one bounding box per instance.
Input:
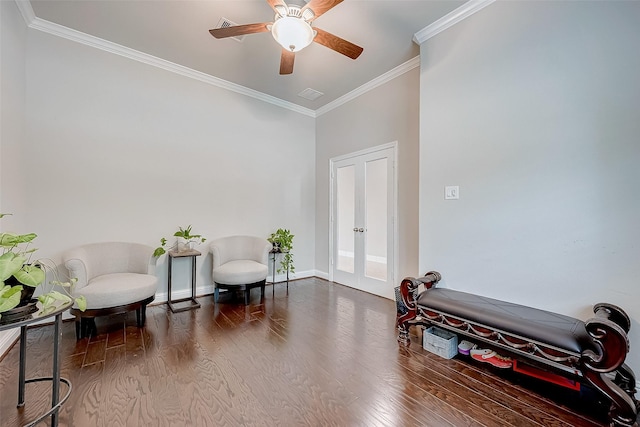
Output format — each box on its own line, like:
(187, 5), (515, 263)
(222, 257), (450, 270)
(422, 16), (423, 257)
(395, 278), (420, 346)
(584, 371), (638, 427)
(583, 316), (639, 426)
(397, 326), (411, 346)
(615, 363), (637, 398)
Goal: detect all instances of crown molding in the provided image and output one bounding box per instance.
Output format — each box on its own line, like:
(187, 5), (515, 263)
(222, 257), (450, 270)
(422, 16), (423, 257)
(14, 0), (35, 25)
(413, 0), (495, 45)
(315, 56), (420, 117)
(15, 0), (489, 117)
(24, 15), (316, 117)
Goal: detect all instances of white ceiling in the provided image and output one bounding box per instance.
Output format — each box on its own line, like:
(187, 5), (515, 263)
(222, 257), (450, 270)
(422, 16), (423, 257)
(28, 0), (466, 112)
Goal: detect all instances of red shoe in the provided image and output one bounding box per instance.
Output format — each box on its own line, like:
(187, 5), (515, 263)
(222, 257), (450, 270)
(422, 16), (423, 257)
(470, 349), (513, 369)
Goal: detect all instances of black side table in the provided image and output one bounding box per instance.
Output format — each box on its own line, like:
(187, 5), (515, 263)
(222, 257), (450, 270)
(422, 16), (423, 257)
(269, 248), (290, 296)
(167, 249), (201, 312)
(0, 300), (73, 427)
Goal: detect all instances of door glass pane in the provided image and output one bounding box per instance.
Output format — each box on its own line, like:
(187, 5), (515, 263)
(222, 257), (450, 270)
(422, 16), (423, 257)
(364, 158), (387, 281)
(336, 165), (355, 273)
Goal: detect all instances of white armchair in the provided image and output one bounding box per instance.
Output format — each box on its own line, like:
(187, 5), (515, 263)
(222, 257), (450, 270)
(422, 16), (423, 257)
(63, 242), (158, 339)
(209, 235), (272, 305)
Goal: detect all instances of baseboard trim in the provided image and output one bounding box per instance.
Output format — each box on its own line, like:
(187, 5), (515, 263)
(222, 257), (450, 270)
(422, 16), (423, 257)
(314, 270), (329, 281)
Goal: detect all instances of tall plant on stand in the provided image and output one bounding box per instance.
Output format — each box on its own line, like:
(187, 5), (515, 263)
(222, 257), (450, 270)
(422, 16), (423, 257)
(267, 228), (295, 275)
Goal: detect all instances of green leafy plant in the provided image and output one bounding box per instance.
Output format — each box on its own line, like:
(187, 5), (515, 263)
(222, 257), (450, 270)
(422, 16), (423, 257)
(267, 228), (295, 274)
(154, 225), (206, 257)
(0, 213), (86, 319)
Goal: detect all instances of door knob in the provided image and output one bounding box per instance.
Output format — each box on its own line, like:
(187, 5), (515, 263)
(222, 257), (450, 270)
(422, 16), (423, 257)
(358, 228), (364, 232)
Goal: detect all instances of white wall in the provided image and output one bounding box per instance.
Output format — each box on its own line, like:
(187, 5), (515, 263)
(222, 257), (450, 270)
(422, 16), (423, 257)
(8, 26), (315, 300)
(316, 68), (420, 284)
(419, 1), (640, 371)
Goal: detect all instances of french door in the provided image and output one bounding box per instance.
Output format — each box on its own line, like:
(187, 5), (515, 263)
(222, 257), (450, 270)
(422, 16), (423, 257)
(330, 144), (396, 299)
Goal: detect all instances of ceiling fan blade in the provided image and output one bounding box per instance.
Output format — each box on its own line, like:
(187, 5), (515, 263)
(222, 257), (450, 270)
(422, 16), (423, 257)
(301, 0), (343, 21)
(266, 0), (289, 17)
(313, 28), (363, 60)
(209, 23), (271, 39)
(280, 49), (295, 75)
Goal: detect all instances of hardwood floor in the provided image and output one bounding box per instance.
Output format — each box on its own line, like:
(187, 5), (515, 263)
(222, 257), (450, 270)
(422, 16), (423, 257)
(0, 278), (608, 426)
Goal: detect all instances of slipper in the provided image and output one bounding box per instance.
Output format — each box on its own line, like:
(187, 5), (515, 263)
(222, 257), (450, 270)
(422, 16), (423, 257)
(470, 348), (513, 369)
(457, 340), (476, 355)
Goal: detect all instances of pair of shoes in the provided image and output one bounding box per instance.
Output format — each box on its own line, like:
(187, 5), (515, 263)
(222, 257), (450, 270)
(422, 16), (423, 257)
(470, 348), (513, 369)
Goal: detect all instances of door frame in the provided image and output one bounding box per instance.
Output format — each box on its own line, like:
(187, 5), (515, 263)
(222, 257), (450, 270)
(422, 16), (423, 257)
(328, 141), (398, 299)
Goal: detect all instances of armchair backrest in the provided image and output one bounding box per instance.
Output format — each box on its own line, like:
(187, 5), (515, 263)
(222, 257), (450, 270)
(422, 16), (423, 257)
(209, 236), (272, 269)
(63, 242), (156, 291)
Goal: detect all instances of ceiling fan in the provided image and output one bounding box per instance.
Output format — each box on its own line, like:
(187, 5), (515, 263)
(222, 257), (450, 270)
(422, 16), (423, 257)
(209, 0), (363, 75)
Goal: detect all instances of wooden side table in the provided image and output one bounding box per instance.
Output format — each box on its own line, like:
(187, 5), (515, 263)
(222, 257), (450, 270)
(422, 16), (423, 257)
(167, 249), (201, 312)
(0, 300), (73, 427)
(269, 248), (290, 296)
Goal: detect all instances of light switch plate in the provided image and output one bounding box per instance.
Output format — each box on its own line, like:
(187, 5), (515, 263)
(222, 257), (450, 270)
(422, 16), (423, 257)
(445, 186), (459, 200)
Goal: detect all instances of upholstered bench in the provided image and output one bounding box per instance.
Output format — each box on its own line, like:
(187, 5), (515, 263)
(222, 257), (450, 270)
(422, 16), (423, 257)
(396, 272), (639, 427)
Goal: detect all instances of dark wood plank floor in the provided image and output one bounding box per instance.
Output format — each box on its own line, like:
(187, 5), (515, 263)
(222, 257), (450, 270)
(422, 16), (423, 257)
(0, 278), (608, 426)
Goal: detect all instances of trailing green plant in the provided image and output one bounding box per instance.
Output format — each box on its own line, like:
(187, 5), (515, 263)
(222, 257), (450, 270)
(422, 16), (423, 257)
(154, 225), (206, 257)
(0, 213), (86, 319)
(267, 228), (295, 274)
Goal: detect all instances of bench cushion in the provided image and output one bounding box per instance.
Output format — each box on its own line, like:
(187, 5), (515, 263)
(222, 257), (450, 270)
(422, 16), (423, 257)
(417, 288), (595, 355)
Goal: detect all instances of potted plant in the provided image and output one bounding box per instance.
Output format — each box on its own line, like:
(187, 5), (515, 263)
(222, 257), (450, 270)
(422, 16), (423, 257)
(153, 225), (206, 257)
(0, 213), (86, 321)
(267, 228), (295, 274)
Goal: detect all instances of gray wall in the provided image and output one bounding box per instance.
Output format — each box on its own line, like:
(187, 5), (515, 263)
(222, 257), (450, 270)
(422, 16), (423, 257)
(2, 14), (316, 306)
(316, 68), (420, 283)
(1, 0), (28, 225)
(0, 0), (29, 354)
(419, 1), (640, 371)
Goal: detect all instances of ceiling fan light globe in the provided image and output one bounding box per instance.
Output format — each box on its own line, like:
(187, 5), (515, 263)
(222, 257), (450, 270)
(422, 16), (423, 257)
(271, 16), (314, 52)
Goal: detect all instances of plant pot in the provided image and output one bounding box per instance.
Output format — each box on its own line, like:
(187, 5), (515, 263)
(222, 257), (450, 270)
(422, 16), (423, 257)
(0, 299), (38, 324)
(4, 275), (36, 306)
(20, 286), (36, 306)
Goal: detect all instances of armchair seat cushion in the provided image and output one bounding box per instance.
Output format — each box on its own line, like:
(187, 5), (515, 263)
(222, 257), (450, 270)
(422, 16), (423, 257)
(212, 260), (268, 285)
(81, 273), (158, 310)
